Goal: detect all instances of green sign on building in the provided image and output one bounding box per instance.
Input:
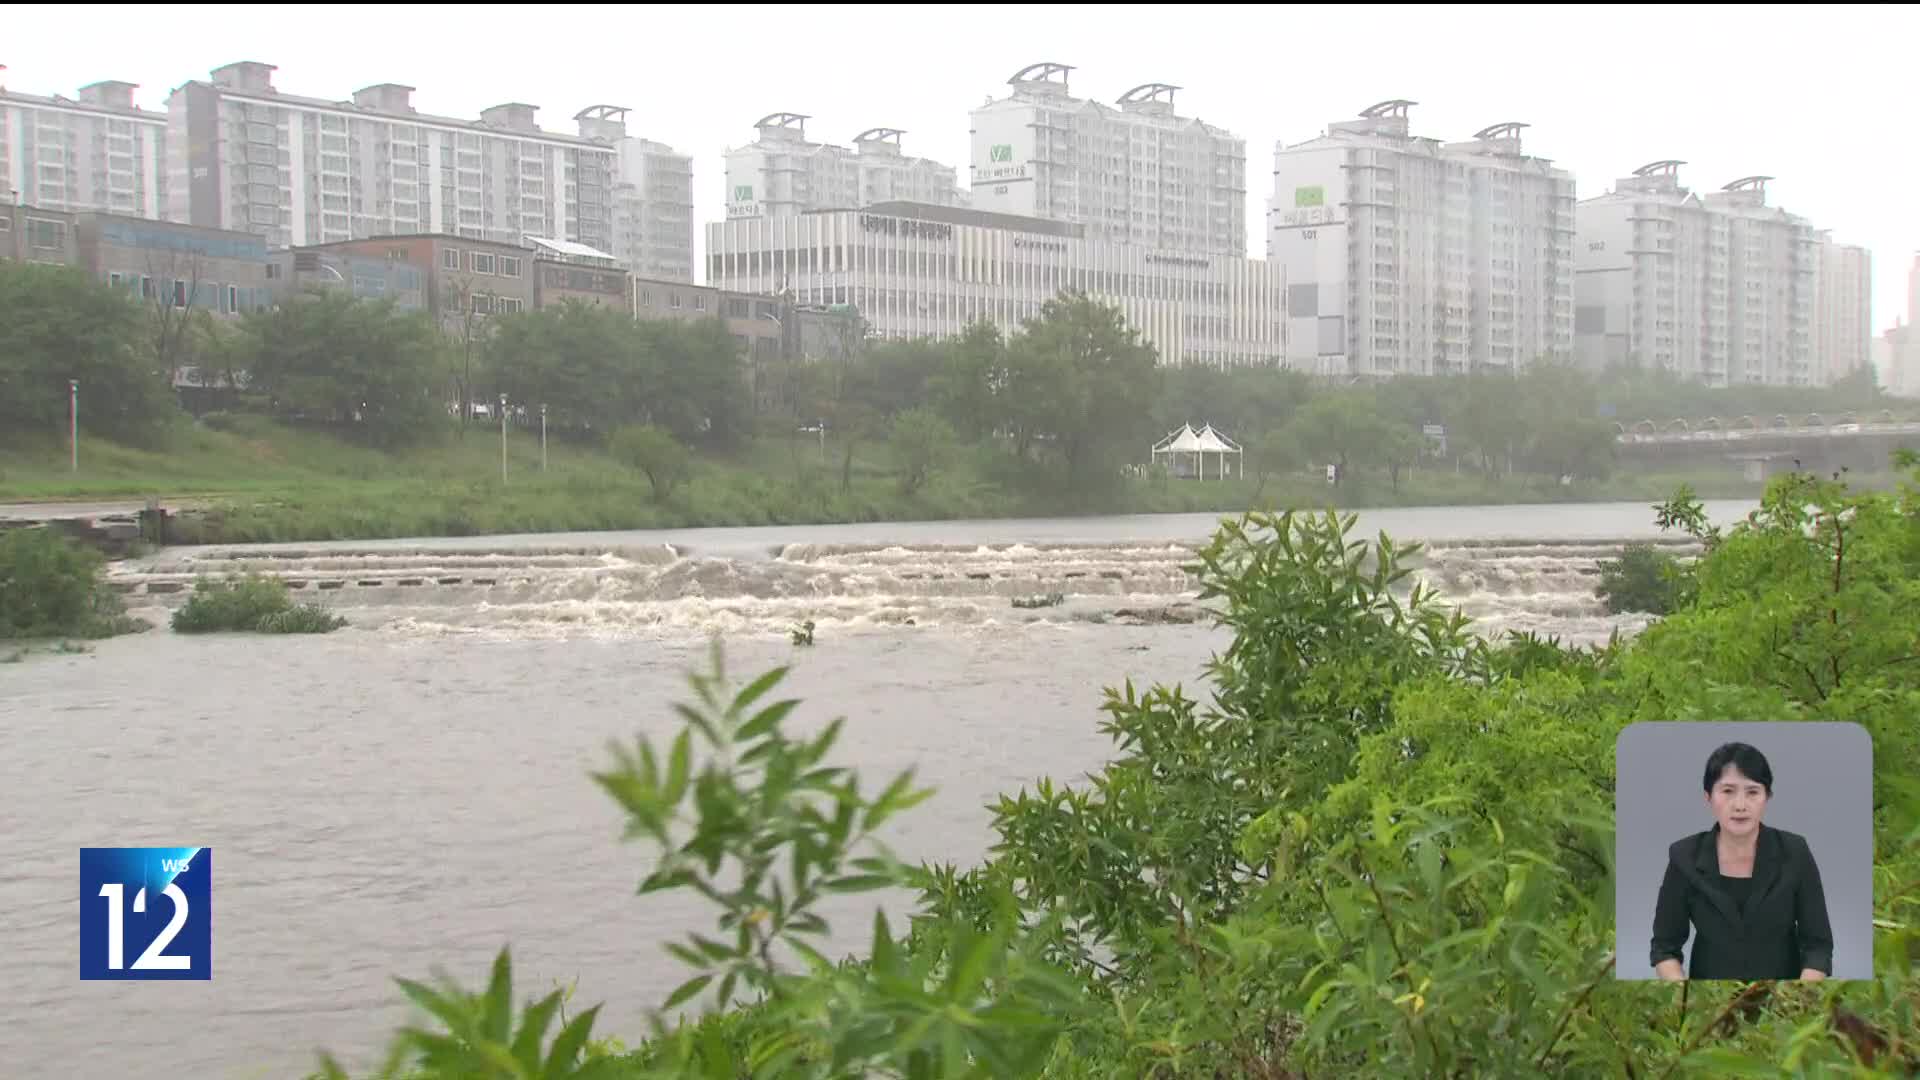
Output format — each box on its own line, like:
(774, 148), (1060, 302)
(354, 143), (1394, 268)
(1294, 185), (1325, 208)
(733, 185), (753, 202)
(989, 144), (1013, 163)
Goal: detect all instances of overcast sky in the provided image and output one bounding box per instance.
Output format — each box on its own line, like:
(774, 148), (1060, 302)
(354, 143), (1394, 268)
(7, 3), (1916, 328)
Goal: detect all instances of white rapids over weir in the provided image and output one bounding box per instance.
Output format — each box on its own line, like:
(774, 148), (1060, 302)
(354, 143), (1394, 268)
(106, 533), (1703, 645)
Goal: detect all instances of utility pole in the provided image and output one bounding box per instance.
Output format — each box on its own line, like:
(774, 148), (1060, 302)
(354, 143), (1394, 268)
(499, 393), (509, 485)
(69, 379), (78, 472)
(540, 404), (548, 473)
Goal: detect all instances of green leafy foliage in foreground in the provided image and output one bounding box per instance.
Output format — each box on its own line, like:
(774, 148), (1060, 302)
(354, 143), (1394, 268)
(0, 527), (148, 640)
(170, 573), (347, 634)
(316, 458), (1920, 1079)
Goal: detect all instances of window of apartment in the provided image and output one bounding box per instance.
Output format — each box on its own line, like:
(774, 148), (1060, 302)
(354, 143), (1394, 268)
(226, 285), (240, 314)
(670, 292), (682, 309)
(726, 297), (749, 319)
(172, 280), (189, 307)
(443, 248), (461, 270)
(637, 289), (651, 308)
(26, 217), (67, 250)
(497, 256), (520, 278)
(497, 297), (524, 314)
(472, 294), (494, 316)
(470, 252), (496, 275)
(108, 271), (124, 289)
(693, 294), (706, 311)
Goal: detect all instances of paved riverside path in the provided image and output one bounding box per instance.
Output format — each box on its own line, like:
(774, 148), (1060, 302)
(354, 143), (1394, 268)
(0, 499), (209, 522)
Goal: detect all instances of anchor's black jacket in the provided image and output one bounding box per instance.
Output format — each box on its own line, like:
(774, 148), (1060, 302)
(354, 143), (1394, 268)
(1650, 823), (1834, 980)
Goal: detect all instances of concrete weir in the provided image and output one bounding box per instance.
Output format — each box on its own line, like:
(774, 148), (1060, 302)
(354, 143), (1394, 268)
(102, 544), (682, 601)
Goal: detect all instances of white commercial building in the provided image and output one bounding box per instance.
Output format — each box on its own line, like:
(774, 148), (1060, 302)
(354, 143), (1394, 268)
(165, 62), (618, 254)
(706, 201), (1282, 368)
(576, 106), (694, 283)
(967, 63), (1247, 257)
(722, 114), (965, 220)
(1269, 101), (1575, 378)
(0, 77), (166, 219)
(1575, 163), (1817, 386)
(1812, 233), (1871, 385)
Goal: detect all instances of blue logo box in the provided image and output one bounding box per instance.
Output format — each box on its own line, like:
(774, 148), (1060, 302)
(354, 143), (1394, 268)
(79, 847), (211, 980)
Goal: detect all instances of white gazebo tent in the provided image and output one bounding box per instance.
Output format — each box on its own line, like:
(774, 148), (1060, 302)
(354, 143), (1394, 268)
(1151, 423), (1243, 480)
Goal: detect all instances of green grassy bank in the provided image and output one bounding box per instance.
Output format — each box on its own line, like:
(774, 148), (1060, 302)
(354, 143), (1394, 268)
(1, 416), (1780, 545)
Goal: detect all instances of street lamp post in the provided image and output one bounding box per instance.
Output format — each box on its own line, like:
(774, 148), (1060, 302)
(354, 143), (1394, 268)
(69, 379), (78, 473)
(499, 393), (509, 485)
(540, 404), (548, 473)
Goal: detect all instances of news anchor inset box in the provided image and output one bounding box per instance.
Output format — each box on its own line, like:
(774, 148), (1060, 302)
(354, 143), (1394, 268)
(1615, 723), (1871, 981)
(79, 847), (212, 980)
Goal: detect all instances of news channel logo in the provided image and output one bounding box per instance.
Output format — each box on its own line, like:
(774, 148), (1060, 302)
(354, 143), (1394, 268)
(79, 847), (211, 981)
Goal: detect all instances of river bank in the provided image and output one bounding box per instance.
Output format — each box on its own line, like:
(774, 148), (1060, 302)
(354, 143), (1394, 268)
(0, 418), (1774, 546)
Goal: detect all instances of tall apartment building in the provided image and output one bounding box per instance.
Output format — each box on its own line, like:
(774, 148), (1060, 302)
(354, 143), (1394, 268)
(1270, 101), (1575, 377)
(1812, 233), (1871, 385)
(1575, 163), (1817, 386)
(1880, 255), (1920, 399)
(575, 106), (694, 283)
(165, 62), (617, 254)
(722, 114), (966, 220)
(707, 201), (1282, 368)
(0, 76), (167, 219)
(966, 63), (1247, 258)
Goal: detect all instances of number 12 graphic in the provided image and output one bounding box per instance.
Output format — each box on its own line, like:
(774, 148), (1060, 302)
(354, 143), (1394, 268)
(80, 847), (212, 981)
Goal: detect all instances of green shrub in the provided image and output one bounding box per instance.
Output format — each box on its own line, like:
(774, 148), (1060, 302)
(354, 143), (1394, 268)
(0, 527), (148, 640)
(1594, 542), (1686, 614)
(170, 573), (347, 634)
(256, 605), (351, 634)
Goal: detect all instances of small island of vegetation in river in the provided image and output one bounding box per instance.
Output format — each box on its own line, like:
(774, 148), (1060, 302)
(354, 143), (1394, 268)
(3, 260), (1911, 544)
(0, 527), (149, 649)
(0, 528), (345, 644)
(294, 455), (1920, 1079)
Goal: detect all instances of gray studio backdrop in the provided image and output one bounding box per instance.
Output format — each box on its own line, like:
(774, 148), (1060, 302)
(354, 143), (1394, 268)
(1614, 721), (1874, 980)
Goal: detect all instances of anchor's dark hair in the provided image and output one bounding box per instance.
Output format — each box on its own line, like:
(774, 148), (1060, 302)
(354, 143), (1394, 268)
(1702, 742), (1773, 796)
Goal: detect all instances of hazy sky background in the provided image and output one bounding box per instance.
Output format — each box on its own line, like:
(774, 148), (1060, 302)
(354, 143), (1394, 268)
(7, 3), (1915, 328)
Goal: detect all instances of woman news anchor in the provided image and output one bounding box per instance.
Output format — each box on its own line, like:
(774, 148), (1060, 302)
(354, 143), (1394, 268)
(1650, 742), (1835, 981)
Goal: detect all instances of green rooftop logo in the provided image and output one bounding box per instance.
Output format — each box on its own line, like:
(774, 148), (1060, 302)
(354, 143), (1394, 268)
(1294, 185), (1325, 208)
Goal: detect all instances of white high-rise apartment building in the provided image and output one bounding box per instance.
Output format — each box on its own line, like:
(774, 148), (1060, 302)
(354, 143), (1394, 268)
(1879, 255), (1920, 398)
(166, 62), (617, 253)
(1270, 101), (1575, 377)
(1575, 163), (1817, 386)
(967, 63), (1246, 257)
(721, 114), (965, 220)
(0, 76), (166, 219)
(575, 106), (694, 283)
(1812, 233), (1871, 385)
